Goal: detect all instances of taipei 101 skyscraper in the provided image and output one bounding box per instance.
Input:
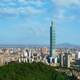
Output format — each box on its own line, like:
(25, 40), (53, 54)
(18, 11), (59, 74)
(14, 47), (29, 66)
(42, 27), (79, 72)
(50, 21), (56, 58)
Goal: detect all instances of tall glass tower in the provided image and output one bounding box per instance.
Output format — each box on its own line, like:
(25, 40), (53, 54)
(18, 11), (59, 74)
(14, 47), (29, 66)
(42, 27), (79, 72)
(50, 21), (56, 58)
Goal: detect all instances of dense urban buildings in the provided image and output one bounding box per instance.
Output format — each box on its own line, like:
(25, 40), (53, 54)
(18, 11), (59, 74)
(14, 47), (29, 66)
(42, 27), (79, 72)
(0, 21), (79, 68)
(0, 47), (79, 67)
(0, 48), (49, 66)
(0, 21), (79, 79)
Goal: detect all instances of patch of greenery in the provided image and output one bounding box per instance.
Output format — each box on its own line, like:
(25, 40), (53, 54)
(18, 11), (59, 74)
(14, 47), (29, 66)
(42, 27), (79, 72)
(0, 62), (66, 80)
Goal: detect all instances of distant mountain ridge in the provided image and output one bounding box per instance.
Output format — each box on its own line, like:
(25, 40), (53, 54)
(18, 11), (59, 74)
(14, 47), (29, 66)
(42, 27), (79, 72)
(56, 43), (80, 48)
(0, 44), (48, 48)
(0, 43), (80, 48)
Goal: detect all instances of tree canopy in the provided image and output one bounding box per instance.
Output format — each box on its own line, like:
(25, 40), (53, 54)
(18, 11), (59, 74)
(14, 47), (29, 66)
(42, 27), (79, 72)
(0, 62), (66, 80)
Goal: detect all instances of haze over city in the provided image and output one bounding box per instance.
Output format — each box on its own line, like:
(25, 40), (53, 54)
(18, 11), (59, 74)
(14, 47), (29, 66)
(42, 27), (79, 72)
(0, 0), (80, 45)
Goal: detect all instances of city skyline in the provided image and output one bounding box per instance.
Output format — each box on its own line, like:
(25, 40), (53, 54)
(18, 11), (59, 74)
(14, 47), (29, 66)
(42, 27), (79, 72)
(0, 0), (80, 45)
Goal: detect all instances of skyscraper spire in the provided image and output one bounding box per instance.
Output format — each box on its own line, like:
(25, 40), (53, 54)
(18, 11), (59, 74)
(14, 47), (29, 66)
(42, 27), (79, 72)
(51, 21), (53, 26)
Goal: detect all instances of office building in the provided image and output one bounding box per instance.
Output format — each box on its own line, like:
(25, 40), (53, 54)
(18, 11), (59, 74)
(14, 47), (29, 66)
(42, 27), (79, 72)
(50, 21), (56, 57)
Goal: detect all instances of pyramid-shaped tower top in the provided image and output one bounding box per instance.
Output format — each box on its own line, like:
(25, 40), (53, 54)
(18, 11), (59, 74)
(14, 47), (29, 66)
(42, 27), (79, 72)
(51, 20), (55, 28)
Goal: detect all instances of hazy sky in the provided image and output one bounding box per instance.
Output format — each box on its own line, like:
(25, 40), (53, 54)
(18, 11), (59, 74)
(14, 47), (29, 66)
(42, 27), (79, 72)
(0, 0), (80, 45)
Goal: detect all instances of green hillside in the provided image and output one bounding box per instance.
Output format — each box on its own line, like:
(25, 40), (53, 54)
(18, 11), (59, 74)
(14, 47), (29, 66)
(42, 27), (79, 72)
(0, 62), (66, 80)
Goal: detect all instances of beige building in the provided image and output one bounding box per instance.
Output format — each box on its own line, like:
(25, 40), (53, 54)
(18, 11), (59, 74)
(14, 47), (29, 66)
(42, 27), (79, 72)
(0, 48), (20, 65)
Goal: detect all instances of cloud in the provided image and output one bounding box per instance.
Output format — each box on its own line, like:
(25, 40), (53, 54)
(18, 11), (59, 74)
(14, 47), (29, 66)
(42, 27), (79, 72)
(0, 0), (45, 17)
(0, 7), (18, 14)
(51, 0), (80, 22)
(0, 0), (45, 7)
(23, 6), (43, 14)
(52, 0), (80, 7)
(0, 7), (44, 18)
(53, 8), (76, 22)
(18, 0), (45, 7)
